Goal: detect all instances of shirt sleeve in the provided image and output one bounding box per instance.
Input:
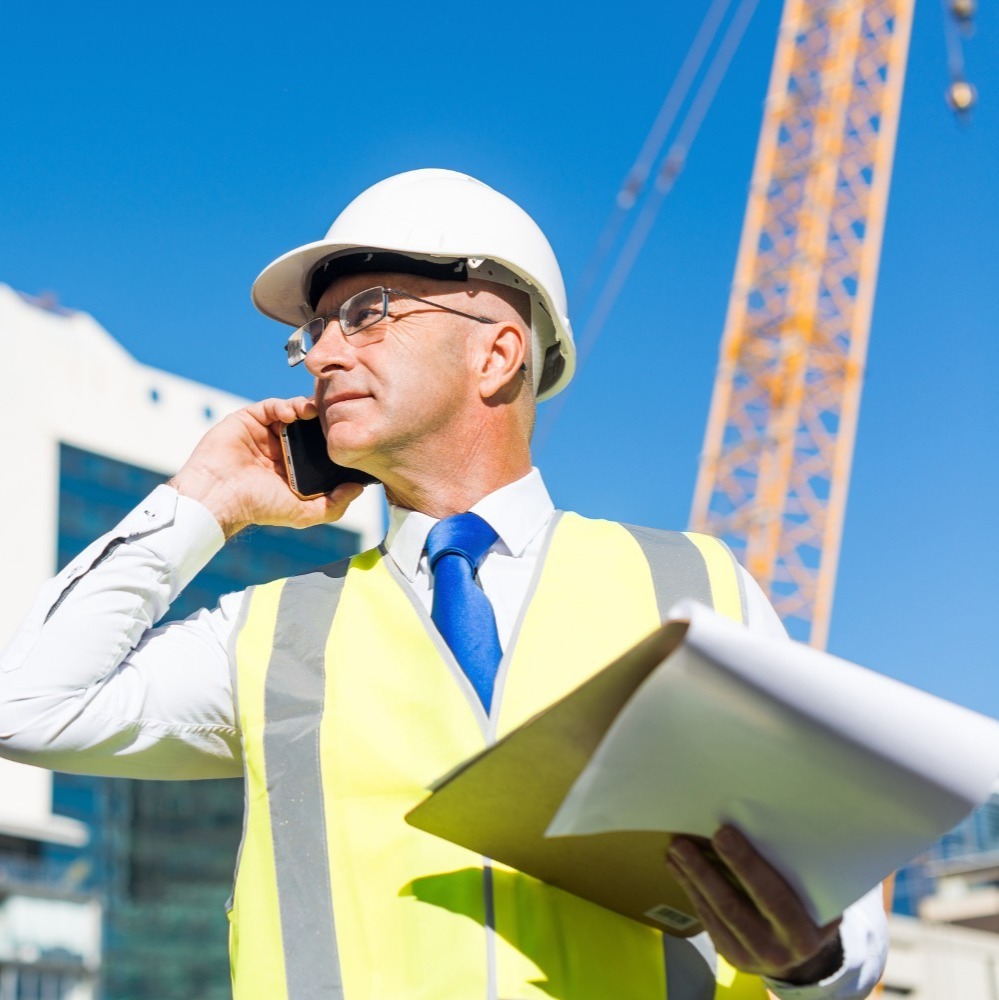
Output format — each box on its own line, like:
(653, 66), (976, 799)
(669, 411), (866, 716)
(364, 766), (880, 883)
(764, 885), (888, 1000)
(0, 484), (243, 779)
(736, 566), (889, 999)
(740, 564), (792, 639)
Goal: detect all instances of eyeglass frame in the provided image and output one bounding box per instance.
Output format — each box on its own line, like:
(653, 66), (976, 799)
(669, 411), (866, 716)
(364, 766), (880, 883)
(284, 285), (500, 367)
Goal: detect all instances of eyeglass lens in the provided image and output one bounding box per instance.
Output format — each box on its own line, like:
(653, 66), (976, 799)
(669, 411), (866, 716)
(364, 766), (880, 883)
(340, 286), (388, 336)
(285, 287), (390, 366)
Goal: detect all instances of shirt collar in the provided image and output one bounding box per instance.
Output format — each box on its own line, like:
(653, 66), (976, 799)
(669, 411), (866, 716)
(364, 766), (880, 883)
(384, 468), (554, 582)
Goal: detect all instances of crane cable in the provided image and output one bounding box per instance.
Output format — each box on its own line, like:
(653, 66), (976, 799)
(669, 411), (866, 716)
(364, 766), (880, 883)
(573, 0), (735, 310)
(537, 0), (762, 447)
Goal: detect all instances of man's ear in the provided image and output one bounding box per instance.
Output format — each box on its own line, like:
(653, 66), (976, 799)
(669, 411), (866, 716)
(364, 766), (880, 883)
(478, 322), (529, 400)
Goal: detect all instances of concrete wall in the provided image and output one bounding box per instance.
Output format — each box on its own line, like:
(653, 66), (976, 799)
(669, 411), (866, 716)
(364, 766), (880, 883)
(885, 915), (999, 998)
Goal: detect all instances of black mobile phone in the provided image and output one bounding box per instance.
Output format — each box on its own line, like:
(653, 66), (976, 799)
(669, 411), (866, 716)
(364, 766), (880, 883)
(280, 417), (378, 500)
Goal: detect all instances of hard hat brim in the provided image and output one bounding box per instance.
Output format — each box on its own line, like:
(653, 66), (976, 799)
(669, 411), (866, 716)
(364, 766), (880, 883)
(251, 240), (359, 328)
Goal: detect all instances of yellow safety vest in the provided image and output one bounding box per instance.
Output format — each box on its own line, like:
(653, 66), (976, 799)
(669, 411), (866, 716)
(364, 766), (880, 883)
(229, 512), (771, 1000)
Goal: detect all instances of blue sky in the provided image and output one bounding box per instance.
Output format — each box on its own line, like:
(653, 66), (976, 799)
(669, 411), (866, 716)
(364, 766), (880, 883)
(3, 2), (996, 714)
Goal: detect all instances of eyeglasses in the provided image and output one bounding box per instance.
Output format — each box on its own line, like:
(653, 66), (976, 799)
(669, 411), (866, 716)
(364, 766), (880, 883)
(284, 285), (499, 367)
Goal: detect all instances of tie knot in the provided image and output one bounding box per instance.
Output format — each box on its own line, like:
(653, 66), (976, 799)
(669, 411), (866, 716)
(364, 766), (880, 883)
(426, 512), (498, 572)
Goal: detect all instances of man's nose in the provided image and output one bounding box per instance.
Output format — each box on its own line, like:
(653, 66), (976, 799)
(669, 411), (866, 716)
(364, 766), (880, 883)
(304, 321), (356, 378)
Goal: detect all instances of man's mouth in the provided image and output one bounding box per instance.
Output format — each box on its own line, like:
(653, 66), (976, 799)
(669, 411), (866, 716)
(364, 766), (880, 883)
(323, 391), (370, 407)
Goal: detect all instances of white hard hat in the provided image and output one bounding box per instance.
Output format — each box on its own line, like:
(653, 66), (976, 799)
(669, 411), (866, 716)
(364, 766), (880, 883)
(251, 168), (576, 400)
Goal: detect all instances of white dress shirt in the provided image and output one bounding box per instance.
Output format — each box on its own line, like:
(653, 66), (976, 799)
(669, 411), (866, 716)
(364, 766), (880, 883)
(385, 468), (787, 647)
(0, 469), (886, 999)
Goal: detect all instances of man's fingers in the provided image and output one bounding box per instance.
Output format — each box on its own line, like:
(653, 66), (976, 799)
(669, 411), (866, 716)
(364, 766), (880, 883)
(245, 396), (315, 427)
(668, 837), (761, 932)
(296, 482), (366, 526)
(293, 396), (318, 420)
(668, 829), (847, 982)
(232, 397), (318, 466)
(712, 826), (833, 957)
(174, 395), (352, 536)
(667, 855), (755, 969)
(325, 482), (365, 513)
(668, 837), (770, 958)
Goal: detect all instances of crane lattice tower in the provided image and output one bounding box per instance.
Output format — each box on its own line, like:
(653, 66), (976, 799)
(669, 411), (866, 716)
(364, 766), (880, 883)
(689, 0), (915, 648)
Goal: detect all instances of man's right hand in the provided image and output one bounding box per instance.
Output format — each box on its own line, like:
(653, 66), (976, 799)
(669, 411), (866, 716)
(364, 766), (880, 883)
(169, 396), (366, 538)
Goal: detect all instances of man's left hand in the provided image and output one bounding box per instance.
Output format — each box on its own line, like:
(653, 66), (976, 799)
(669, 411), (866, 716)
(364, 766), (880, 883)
(667, 825), (844, 985)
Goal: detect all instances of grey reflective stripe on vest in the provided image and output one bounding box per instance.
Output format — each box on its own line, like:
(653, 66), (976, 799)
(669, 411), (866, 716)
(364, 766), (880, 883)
(733, 556), (749, 626)
(621, 525), (715, 621)
(624, 526), (729, 998)
(263, 560), (350, 1000)
(664, 934), (719, 1000)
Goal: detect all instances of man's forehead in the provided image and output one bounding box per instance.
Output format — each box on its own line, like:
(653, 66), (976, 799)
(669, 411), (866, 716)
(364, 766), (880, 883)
(308, 251), (469, 311)
(316, 272), (457, 308)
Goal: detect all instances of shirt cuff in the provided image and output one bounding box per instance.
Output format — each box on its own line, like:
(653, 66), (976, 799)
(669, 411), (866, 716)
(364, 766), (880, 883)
(763, 957), (848, 1000)
(119, 485), (226, 593)
(762, 904), (880, 1000)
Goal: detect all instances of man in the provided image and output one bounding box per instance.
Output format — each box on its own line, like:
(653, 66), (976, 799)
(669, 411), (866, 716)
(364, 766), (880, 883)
(0, 169), (886, 999)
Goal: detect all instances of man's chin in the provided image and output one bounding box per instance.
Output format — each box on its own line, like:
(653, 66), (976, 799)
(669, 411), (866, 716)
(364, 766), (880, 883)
(329, 450), (372, 474)
(326, 435), (376, 475)
(325, 421), (398, 478)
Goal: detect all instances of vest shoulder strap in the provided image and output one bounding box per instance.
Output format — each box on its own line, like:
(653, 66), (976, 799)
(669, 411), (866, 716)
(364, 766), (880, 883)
(617, 521), (747, 625)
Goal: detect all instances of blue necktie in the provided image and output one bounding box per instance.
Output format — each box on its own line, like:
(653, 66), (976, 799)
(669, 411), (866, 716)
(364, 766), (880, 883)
(426, 512), (503, 710)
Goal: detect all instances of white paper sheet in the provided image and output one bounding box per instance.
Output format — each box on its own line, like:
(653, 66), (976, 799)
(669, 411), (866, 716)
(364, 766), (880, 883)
(547, 600), (999, 924)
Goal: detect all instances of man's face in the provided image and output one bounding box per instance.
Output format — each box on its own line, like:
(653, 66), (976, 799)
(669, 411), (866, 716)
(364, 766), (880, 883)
(305, 273), (484, 472)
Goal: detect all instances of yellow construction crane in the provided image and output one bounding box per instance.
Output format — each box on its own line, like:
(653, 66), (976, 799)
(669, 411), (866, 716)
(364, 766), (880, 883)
(689, 0), (916, 649)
